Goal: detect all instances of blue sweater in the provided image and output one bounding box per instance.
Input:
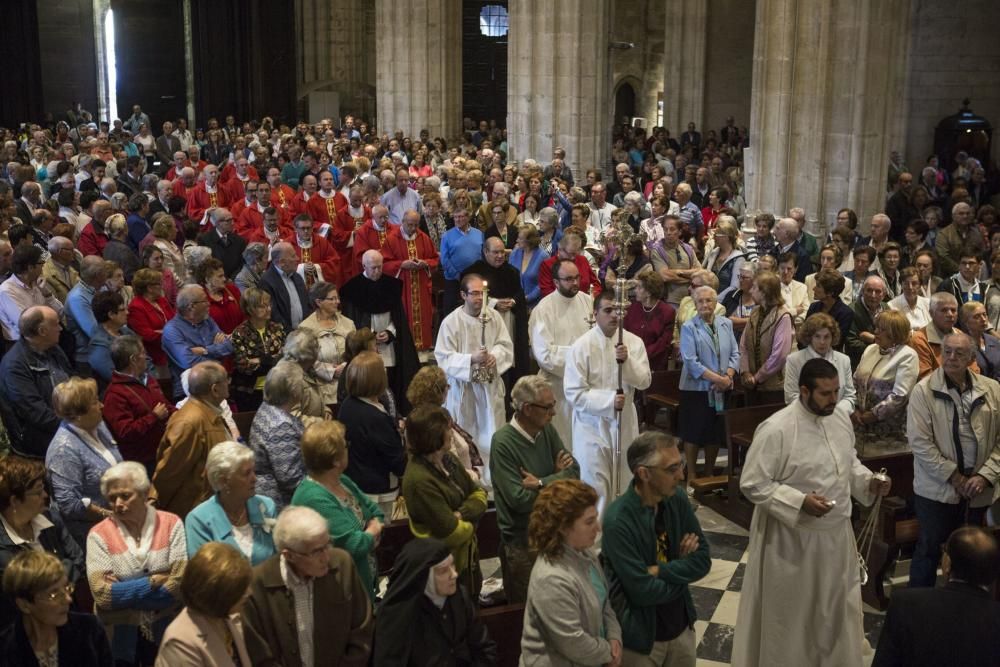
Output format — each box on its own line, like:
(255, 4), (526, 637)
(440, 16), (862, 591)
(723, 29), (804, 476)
(440, 226), (484, 280)
(185, 493), (277, 566)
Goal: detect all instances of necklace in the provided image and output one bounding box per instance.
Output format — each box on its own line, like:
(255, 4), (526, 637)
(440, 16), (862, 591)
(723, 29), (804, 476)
(222, 501), (248, 526)
(641, 300), (657, 314)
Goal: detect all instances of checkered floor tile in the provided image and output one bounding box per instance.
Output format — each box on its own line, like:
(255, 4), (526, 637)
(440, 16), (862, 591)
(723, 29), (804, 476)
(685, 507), (887, 665)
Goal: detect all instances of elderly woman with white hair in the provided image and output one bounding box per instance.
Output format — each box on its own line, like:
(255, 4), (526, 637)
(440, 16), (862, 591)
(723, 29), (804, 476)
(102, 212), (141, 282)
(185, 441), (277, 565)
(678, 285), (740, 490)
(249, 363), (307, 510)
(242, 505), (374, 666)
(275, 328), (333, 422)
(86, 461), (187, 664)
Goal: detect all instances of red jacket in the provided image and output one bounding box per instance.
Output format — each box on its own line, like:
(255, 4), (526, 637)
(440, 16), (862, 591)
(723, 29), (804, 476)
(78, 222), (109, 257)
(102, 371), (176, 466)
(537, 254), (602, 297)
(127, 295), (176, 366)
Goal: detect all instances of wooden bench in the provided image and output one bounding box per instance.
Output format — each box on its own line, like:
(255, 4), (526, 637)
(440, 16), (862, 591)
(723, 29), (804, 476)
(232, 410), (256, 438)
(377, 507), (501, 576)
(644, 369), (682, 431)
(479, 602), (525, 667)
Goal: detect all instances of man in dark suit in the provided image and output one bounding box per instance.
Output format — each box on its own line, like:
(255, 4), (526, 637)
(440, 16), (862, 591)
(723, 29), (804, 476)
(259, 241), (311, 331)
(845, 274), (887, 367)
(14, 181), (41, 224)
(681, 122), (701, 152)
(155, 121), (182, 175)
(873, 526), (1000, 667)
(116, 155), (144, 199)
(197, 207), (246, 279)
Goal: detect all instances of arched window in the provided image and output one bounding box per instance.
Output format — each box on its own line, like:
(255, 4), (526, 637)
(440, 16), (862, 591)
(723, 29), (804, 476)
(479, 5), (508, 38)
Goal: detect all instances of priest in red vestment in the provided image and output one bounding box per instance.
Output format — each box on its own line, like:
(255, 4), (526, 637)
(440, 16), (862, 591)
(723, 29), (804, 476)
(333, 186), (372, 284)
(383, 210), (439, 350)
(305, 171), (350, 237)
(186, 164), (230, 229)
(243, 206), (287, 248)
(289, 213), (342, 288)
(238, 182), (291, 240)
(290, 174), (318, 217)
(266, 166), (297, 213)
(353, 204), (395, 277)
(171, 167), (197, 200)
(229, 180), (257, 221)
(221, 156), (260, 201)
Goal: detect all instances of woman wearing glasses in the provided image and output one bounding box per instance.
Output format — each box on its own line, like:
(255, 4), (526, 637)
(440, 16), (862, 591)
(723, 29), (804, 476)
(0, 550), (111, 666)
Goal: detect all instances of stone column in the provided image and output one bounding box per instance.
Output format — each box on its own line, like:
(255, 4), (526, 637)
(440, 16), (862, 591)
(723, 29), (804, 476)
(507, 0), (611, 177)
(374, 0), (462, 140)
(296, 0), (377, 123)
(662, 0), (707, 134)
(745, 0), (912, 232)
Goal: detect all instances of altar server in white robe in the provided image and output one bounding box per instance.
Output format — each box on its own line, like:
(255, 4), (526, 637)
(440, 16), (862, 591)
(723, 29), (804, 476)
(528, 258), (594, 450)
(564, 289), (651, 516)
(435, 273), (514, 488)
(732, 358), (891, 667)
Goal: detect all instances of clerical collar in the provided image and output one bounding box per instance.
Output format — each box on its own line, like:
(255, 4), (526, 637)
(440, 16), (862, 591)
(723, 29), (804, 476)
(401, 228), (416, 241)
(298, 237), (313, 249)
(206, 184), (217, 192)
(319, 190), (335, 199)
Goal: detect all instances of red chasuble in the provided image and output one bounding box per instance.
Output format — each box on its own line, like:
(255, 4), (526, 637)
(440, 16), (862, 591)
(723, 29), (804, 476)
(353, 220), (394, 277)
(333, 204), (372, 283)
(186, 183), (231, 228)
(383, 228), (440, 350)
(290, 233), (342, 289)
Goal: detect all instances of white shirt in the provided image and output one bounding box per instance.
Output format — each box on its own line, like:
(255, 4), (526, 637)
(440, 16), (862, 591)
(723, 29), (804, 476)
(279, 555), (315, 667)
(888, 293), (931, 330)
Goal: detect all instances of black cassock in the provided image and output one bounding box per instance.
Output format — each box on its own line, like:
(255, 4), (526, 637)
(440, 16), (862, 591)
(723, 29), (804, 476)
(339, 273), (420, 413)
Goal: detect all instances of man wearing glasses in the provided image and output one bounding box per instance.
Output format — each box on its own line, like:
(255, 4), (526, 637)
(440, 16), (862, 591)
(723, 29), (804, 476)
(602, 432), (709, 667)
(490, 375), (579, 603)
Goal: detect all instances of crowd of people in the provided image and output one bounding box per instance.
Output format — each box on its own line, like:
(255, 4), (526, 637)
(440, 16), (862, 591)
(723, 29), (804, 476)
(0, 107), (997, 666)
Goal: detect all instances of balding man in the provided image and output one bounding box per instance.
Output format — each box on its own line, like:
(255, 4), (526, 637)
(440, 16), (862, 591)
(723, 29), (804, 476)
(155, 121), (181, 175)
(151, 361), (234, 517)
(15, 182), (41, 225)
(171, 166), (197, 200)
(305, 170), (349, 238)
(906, 333), (1000, 588)
(383, 209), (439, 350)
(186, 164), (230, 225)
(164, 150), (187, 181)
(259, 242), (311, 332)
(65, 255), (111, 373)
(935, 202), (983, 277)
(874, 527), (1000, 666)
(846, 275), (888, 367)
(162, 284), (234, 400)
(439, 207), (485, 314)
(379, 168), (421, 225)
(78, 199), (112, 257)
(353, 204), (395, 277)
(773, 217), (812, 282)
(340, 249), (420, 411)
(197, 207), (247, 279)
(42, 235), (79, 304)
(0, 306), (72, 456)
(865, 213), (892, 271)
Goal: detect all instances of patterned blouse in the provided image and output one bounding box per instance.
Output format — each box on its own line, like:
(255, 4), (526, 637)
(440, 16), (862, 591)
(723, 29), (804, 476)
(853, 343), (920, 453)
(230, 320), (287, 396)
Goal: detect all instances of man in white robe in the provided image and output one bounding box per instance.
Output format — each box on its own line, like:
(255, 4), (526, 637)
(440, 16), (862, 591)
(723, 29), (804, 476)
(564, 290), (651, 516)
(529, 258), (594, 450)
(732, 357), (892, 667)
(435, 273), (514, 489)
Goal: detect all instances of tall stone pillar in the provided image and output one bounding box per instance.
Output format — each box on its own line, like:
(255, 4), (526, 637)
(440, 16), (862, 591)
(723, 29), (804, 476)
(662, 0), (707, 134)
(507, 0), (611, 177)
(745, 0), (911, 231)
(374, 0), (462, 140)
(296, 0), (376, 123)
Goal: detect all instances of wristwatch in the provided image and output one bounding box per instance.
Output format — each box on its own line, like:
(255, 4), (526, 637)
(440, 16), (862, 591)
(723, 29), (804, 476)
(537, 479), (544, 490)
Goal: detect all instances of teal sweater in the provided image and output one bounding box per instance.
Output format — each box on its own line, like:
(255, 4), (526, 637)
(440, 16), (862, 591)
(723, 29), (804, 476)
(489, 422), (579, 545)
(602, 483), (711, 653)
(290, 476), (384, 600)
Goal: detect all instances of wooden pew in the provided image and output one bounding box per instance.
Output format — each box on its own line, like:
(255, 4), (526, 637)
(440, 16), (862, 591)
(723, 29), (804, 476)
(232, 410), (256, 438)
(644, 369), (682, 431)
(377, 507), (501, 576)
(479, 602), (525, 667)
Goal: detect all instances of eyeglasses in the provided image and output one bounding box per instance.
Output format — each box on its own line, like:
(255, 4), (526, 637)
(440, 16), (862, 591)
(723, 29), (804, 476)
(40, 583), (74, 603)
(528, 402), (556, 412)
(642, 463), (685, 475)
(290, 539), (333, 559)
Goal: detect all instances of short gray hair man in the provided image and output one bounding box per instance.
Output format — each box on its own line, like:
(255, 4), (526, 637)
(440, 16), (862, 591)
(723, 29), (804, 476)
(511, 375), (552, 413)
(273, 505), (329, 552)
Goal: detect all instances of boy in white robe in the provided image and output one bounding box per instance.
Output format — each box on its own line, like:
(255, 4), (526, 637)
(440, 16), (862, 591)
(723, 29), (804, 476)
(435, 273), (514, 489)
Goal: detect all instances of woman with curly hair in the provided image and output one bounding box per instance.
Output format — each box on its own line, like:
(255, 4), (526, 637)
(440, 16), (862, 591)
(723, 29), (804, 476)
(782, 312), (856, 412)
(519, 479), (622, 666)
(406, 365), (484, 483)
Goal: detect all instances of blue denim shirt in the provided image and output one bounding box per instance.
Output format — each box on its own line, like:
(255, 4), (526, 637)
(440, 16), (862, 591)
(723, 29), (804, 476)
(161, 315), (233, 397)
(679, 315), (740, 391)
(65, 282), (99, 360)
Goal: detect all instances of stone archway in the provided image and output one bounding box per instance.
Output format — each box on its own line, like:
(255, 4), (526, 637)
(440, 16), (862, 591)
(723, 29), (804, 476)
(614, 80), (637, 125)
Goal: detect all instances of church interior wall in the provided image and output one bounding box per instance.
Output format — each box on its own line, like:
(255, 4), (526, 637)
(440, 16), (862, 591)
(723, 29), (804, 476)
(37, 0), (98, 120)
(702, 0), (755, 134)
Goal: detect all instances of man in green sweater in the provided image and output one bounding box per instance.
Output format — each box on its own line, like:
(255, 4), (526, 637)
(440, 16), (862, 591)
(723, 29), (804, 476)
(602, 431), (711, 666)
(490, 375), (580, 602)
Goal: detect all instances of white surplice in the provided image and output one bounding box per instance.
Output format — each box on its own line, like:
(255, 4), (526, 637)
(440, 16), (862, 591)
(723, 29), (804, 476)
(528, 290), (595, 450)
(732, 400), (877, 667)
(564, 326), (651, 516)
(435, 305), (514, 489)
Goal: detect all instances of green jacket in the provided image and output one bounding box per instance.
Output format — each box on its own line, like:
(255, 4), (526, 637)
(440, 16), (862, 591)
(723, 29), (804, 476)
(290, 476), (384, 600)
(602, 483), (711, 654)
(402, 454), (487, 582)
(489, 422), (579, 545)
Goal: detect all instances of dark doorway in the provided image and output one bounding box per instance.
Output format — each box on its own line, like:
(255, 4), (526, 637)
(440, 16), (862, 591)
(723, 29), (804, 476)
(111, 0), (187, 128)
(462, 1), (508, 129)
(614, 81), (636, 126)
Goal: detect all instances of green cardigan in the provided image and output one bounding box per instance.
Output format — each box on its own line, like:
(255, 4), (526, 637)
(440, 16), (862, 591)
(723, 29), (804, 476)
(290, 476), (384, 600)
(602, 483), (711, 653)
(401, 454), (487, 581)
(489, 422), (579, 545)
